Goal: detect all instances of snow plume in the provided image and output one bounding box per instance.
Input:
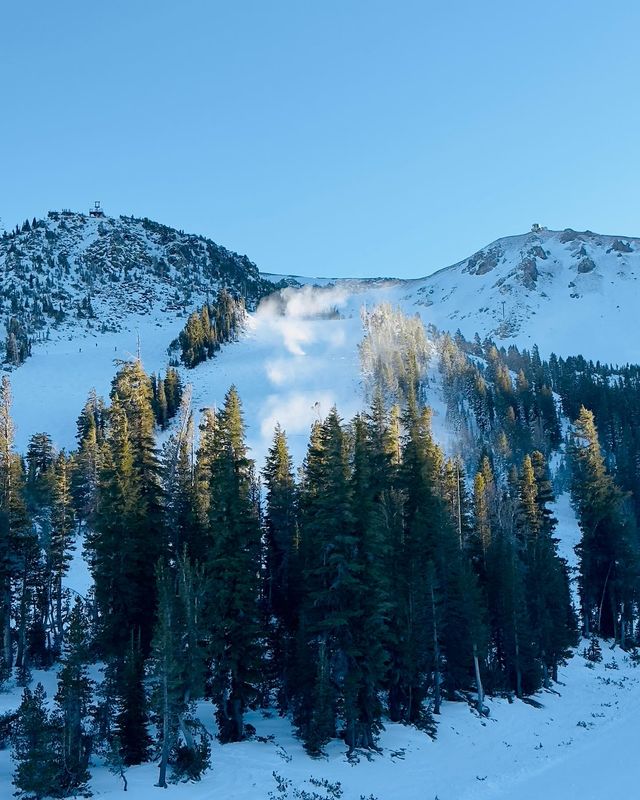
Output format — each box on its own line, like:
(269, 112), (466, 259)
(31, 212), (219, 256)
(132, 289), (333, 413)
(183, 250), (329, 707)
(359, 303), (433, 404)
(259, 390), (338, 439)
(255, 284), (353, 356)
(257, 284), (352, 320)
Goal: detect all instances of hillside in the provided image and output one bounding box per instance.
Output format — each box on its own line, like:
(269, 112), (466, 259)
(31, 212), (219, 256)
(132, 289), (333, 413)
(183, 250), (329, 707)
(5, 219), (640, 456)
(413, 227), (640, 362)
(1, 215), (640, 800)
(0, 210), (271, 354)
(269, 226), (640, 364)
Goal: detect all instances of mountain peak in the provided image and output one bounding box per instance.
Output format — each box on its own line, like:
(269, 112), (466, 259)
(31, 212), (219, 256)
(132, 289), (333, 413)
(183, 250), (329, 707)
(0, 210), (271, 352)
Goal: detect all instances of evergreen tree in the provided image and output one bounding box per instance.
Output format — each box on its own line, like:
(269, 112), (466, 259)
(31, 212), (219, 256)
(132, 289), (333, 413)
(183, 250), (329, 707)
(112, 632), (151, 766)
(54, 598), (93, 797)
(150, 557), (208, 786)
(569, 407), (639, 640)
(295, 409), (357, 751)
(0, 377), (32, 681)
(12, 684), (61, 799)
(89, 361), (164, 655)
(263, 425), (299, 711)
(49, 452), (75, 654)
(202, 387), (261, 742)
(72, 390), (105, 528)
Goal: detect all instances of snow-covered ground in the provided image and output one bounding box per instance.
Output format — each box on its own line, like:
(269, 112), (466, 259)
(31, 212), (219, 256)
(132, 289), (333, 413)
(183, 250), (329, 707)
(1, 638), (637, 799)
(8, 282), (407, 465)
(4, 271), (639, 798)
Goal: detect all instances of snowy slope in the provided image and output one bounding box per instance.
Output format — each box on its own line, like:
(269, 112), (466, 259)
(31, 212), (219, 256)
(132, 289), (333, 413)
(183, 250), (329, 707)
(3, 218), (640, 799)
(266, 227), (640, 364)
(0, 211), (270, 346)
(262, 227), (640, 364)
(7, 281), (437, 464)
(6, 218), (640, 458)
(1, 637), (638, 800)
(412, 227), (640, 363)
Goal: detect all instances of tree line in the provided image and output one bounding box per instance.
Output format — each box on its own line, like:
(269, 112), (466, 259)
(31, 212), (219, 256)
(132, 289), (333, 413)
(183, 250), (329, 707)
(1, 308), (639, 796)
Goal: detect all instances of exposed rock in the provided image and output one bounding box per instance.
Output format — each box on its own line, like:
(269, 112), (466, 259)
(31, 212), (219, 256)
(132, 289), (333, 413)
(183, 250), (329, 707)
(528, 245), (548, 261)
(577, 257), (596, 274)
(465, 246), (502, 276)
(608, 239), (633, 254)
(519, 256), (539, 288)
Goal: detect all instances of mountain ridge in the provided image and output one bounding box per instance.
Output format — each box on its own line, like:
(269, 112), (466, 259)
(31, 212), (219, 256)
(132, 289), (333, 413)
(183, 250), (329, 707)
(0, 210), (274, 356)
(3, 212), (639, 366)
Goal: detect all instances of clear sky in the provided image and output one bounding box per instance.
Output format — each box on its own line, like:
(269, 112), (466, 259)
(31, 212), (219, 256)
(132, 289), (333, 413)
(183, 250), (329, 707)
(2, 0), (640, 278)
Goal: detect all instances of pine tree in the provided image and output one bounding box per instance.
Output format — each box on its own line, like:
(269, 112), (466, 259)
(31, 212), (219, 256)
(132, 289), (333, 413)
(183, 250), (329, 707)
(12, 684), (61, 799)
(485, 486), (539, 696)
(162, 396), (199, 560)
(524, 452), (577, 682)
(263, 425), (299, 710)
(150, 557), (207, 786)
(89, 361), (164, 655)
(72, 390), (105, 527)
(156, 376), (168, 429)
(296, 409), (357, 751)
(112, 632), (151, 766)
(54, 598), (93, 797)
(49, 452), (75, 654)
(203, 387), (262, 742)
(0, 377), (32, 681)
(343, 414), (390, 749)
(569, 407), (639, 639)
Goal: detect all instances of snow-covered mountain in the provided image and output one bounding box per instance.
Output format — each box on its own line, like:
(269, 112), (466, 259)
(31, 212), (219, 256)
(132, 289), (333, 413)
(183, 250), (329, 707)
(269, 226), (639, 364)
(2, 214), (640, 800)
(3, 214), (640, 455)
(3, 213), (638, 364)
(0, 210), (271, 342)
(266, 226), (640, 364)
(411, 226), (640, 362)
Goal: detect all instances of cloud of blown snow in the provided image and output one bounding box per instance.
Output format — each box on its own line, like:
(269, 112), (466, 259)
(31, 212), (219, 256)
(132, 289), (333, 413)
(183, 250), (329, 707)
(254, 284), (353, 356)
(259, 390), (337, 439)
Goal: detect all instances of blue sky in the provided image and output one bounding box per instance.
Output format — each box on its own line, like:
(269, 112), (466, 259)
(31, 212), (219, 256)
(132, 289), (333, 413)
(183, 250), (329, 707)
(2, 0), (640, 278)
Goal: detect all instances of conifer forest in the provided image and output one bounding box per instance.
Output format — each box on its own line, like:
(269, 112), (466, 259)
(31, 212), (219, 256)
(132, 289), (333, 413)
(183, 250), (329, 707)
(1, 304), (638, 798)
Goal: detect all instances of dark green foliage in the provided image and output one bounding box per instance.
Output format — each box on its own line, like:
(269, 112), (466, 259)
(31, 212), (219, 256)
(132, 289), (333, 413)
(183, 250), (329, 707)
(0, 211), (272, 362)
(173, 290), (245, 369)
(88, 359), (164, 654)
(201, 387), (262, 743)
(11, 684), (62, 799)
(151, 366), (183, 429)
(113, 633), (152, 766)
(4, 317), (31, 366)
(5, 307), (640, 786)
(569, 407), (639, 642)
(263, 425), (299, 711)
(53, 599), (93, 797)
(150, 556), (208, 786)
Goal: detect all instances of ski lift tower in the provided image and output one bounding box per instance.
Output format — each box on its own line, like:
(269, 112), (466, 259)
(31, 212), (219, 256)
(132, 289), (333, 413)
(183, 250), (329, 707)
(89, 201), (105, 218)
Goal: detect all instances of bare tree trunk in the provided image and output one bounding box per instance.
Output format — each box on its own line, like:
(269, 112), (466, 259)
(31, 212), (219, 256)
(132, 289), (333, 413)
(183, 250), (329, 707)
(2, 584), (12, 672)
(430, 584), (441, 715)
(178, 689), (195, 752)
(541, 654), (550, 690)
(156, 671), (170, 788)
(513, 611), (522, 699)
(597, 560), (613, 636)
(16, 571), (28, 671)
(473, 642), (484, 713)
(55, 576), (63, 652)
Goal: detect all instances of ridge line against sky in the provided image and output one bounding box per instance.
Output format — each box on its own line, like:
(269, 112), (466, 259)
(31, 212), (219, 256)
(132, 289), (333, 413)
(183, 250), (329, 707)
(2, 0), (640, 279)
